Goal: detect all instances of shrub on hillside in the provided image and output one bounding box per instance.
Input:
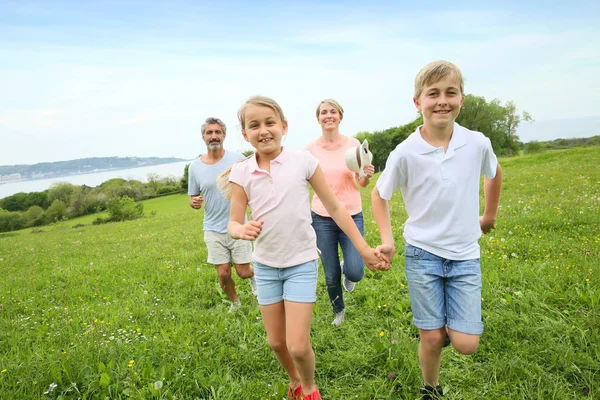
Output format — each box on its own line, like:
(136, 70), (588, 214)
(106, 196), (144, 222)
(0, 211), (26, 232)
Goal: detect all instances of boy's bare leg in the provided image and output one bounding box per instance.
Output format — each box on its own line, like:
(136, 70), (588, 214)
(215, 263), (238, 302)
(260, 302), (302, 389)
(285, 301), (316, 395)
(447, 329), (480, 355)
(418, 328), (446, 386)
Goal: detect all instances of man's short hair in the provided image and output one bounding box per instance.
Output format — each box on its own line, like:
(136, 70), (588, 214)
(201, 117), (226, 135)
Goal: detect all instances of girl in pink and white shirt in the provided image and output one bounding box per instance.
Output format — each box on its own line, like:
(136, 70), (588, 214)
(221, 95), (388, 400)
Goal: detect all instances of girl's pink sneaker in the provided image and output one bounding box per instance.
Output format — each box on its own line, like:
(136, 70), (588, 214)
(287, 384), (302, 400)
(303, 387), (322, 400)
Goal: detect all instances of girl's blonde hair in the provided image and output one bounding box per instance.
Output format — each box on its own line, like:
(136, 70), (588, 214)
(316, 98), (344, 119)
(217, 95), (286, 200)
(238, 95), (287, 130)
(414, 60), (464, 99)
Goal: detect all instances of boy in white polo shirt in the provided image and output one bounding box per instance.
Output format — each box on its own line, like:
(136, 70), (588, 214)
(371, 60), (502, 399)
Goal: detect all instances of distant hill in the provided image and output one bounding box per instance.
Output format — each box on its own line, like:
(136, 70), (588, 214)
(516, 116), (600, 143)
(0, 156), (188, 181)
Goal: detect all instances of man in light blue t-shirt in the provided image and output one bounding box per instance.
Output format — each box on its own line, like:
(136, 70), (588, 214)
(188, 117), (256, 312)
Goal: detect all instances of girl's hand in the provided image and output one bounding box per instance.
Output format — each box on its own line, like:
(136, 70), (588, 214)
(375, 243), (396, 264)
(237, 220), (264, 240)
(361, 247), (390, 272)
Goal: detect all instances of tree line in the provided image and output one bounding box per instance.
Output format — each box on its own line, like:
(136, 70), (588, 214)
(355, 94), (533, 171)
(0, 174), (182, 232)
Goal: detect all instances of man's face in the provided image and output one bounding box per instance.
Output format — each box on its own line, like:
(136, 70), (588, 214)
(203, 123), (225, 150)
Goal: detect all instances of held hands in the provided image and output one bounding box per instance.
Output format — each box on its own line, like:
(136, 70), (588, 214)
(360, 246), (390, 272)
(189, 195), (203, 209)
(375, 243), (396, 264)
(236, 220), (264, 241)
(480, 215), (496, 234)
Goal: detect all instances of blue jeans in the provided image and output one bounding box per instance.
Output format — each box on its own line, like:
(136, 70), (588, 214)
(311, 211), (364, 314)
(404, 243), (483, 335)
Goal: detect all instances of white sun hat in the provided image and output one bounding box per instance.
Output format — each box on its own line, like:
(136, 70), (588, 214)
(345, 139), (373, 178)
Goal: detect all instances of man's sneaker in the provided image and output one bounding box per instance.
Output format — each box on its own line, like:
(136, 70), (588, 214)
(249, 276), (258, 297)
(420, 384), (444, 399)
(229, 301), (241, 312)
(287, 384), (302, 400)
(303, 387), (322, 400)
(341, 260), (356, 292)
(332, 309), (345, 326)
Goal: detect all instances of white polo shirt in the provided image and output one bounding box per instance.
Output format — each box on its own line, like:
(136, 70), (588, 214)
(229, 147), (320, 268)
(376, 123), (498, 260)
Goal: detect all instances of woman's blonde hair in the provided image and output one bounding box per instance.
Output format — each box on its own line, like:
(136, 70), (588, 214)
(217, 95), (286, 200)
(414, 60), (464, 99)
(315, 98), (344, 119)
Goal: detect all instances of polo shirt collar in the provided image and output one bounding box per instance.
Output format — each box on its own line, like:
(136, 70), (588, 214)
(414, 123), (467, 154)
(247, 146), (287, 173)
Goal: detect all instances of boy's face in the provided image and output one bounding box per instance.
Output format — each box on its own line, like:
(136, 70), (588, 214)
(414, 77), (464, 129)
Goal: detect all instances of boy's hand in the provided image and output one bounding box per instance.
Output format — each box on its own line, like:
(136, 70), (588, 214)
(361, 248), (390, 272)
(480, 215), (496, 234)
(375, 243), (396, 263)
(237, 220), (264, 241)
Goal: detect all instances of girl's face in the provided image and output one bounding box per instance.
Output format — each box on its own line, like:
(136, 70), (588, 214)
(242, 105), (287, 156)
(317, 102), (342, 131)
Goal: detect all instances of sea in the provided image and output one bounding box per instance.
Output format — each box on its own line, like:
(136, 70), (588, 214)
(0, 160), (193, 199)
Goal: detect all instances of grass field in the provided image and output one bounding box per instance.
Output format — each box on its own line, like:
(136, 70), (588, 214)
(1, 147), (599, 399)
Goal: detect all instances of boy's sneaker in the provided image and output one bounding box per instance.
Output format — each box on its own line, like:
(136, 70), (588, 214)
(287, 384), (302, 400)
(229, 301), (241, 312)
(303, 387), (322, 400)
(249, 276), (258, 297)
(420, 384), (444, 399)
(331, 309), (345, 326)
(341, 261), (355, 292)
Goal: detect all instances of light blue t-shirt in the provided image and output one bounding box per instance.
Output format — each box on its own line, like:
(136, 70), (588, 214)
(188, 150), (245, 233)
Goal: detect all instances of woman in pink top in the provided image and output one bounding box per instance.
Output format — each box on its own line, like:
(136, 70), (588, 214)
(305, 99), (376, 326)
(222, 96), (388, 400)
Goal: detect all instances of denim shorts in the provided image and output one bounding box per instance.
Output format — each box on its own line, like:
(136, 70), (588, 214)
(404, 243), (483, 335)
(254, 260), (319, 306)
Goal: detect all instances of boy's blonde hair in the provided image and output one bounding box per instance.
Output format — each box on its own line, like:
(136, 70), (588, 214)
(315, 98), (344, 119)
(414, 61), (464, 98)
(238, 95), (287, 129)
(217, 95), (286, 200)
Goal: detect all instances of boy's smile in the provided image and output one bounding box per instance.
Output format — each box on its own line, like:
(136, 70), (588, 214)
(414, 77), (464, 129)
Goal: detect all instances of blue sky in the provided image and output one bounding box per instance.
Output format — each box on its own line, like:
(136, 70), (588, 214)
(1, 0), (599, 165)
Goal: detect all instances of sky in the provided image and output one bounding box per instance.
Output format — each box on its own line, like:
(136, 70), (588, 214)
(1, 0), (599, 165)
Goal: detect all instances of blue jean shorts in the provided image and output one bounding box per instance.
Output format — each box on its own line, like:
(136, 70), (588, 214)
(254, 260), (319, 306)
(404, 244), (483, 335)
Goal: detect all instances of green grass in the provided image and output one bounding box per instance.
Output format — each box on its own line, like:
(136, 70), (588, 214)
(1, 148), (599, 399)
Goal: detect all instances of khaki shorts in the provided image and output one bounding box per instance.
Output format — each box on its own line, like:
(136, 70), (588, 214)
(204, 231), (253, 265)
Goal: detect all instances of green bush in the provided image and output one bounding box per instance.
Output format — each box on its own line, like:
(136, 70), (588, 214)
(0, 211), (26, 232)
(106, 196), (144, 222)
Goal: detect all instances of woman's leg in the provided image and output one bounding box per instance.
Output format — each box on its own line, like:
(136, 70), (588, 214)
(339, 212), (365, 283)
(311, 212), (344, 314)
